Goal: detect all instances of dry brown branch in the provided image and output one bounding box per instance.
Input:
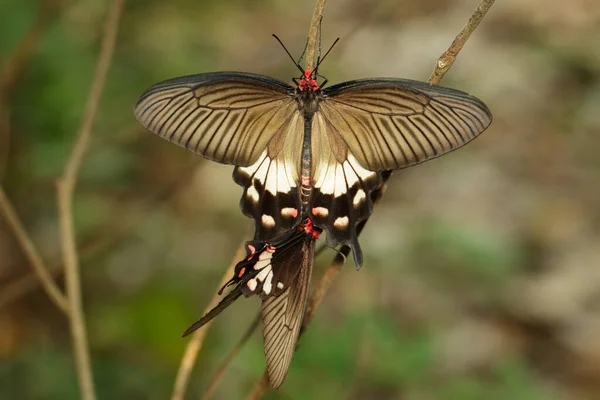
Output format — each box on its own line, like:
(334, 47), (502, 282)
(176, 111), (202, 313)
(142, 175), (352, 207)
(245, 373), (270, 400)
(56, 1), (125, 399)
(0, 187), (69, 314)
(244, 0), (495, 398)
(304, 0), (327, 71)
(170, 244), (245, 400)
(0, 159), (200, 310)
(428, 0), (495, 84)
(200, 313), (261, 400)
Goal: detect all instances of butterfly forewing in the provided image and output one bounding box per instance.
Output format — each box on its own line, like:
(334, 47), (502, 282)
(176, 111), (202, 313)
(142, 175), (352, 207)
(261, 234), (315, 388)
(134, 72), (296, 166)
(321, 78), (493, 171)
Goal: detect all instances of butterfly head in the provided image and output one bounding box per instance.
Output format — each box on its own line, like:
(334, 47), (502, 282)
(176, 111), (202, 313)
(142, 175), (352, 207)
(298, 69), (320, 93)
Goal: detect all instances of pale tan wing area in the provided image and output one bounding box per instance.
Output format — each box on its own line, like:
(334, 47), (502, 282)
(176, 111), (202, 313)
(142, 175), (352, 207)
(261, 239), (314, 388)
(320, 79), (493, 171)
(233, 112), (304, 240)
(134, 72), (296, 167)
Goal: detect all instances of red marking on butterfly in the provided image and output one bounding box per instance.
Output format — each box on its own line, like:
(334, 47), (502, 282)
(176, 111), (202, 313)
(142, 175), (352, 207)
(298, 69), (319, 93)
(302, 218), (321, 239)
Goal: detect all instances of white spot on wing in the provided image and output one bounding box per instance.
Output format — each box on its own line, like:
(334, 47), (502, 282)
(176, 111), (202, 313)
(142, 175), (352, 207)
(334, 216), (349, 229)
(247, 279), (257, 291)
(334, 164), (347, 197)
(343, 160), (359, 187)
(262, 271), (274, 295)
(276, 159), (294, 193)
(247, 185), (259, 202)
(347, 154), (374, 181)
(281, 207), (297, 218)
(254, 258), (270, 270)
(256, 266), (271, 282)
(312, 207), (329, 217)
(238, 151), (268, 176)
(276, 282), (284, 289)
(261, 214), (275, 228)
(264, 161), (278, 195)
(353, 189), (366, 206)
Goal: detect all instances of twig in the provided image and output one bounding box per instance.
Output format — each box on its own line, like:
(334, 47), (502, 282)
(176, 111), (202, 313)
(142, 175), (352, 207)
(304, 0), (327, 71)
(56, 1), (125, 399)
(428, 0), (495, 85)
(170, 243), (246, 400)
(0, 187), (69, 314)
(245, 373), (270, 400)
(0, 159), (200, 311)
(200, 313), (261, 400)
(244, 0), (495, 397)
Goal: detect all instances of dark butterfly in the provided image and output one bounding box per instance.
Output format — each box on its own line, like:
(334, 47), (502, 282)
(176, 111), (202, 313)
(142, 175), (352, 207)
(182, 218), (321, 388)
(133, 40), (492, 267)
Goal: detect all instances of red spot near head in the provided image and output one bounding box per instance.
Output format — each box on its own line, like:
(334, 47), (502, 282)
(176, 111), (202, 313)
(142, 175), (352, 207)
(298, 69), (319, 93)
(301, 176), (310, 186)
(238, 267), (246, 278)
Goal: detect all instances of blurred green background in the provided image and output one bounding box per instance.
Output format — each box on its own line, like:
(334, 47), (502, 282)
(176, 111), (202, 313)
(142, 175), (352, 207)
(1, 0), (600, 399)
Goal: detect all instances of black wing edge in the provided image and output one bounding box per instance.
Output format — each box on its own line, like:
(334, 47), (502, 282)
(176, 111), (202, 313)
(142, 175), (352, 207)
(182, 287), (243, 337)
(135, 71), (295, 107)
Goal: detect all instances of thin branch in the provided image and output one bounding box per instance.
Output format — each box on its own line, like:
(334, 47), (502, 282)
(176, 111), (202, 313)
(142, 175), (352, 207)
(304, 0), (327, 71)
(428, 0), (495, 85)
(245, 373), (270, 400)
(0, 158), (199, 310)
(200, 313), (261, 400)
(0, 187), (69, 314)
(170, 243), (246, 400)
(0, 159), (200, 311)
(56, 1), (125, 399)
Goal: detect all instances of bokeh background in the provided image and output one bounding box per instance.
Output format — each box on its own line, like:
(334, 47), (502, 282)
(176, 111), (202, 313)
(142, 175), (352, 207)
(1, 0), (600, 399)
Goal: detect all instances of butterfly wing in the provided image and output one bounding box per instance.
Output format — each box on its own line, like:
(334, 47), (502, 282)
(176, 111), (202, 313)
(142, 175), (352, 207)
(134, 72), (296, 167)
(311, 79), (492, 265)
(261, 233), (315, 388)
(135, 72), (303, 237)
(320, 78), (493, 171)
(233, 113), (304, 240)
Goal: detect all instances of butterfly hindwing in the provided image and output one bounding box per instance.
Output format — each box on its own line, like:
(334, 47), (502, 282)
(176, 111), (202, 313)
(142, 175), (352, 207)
(309, 113), (382, 266)
(233, 113), (304, 240)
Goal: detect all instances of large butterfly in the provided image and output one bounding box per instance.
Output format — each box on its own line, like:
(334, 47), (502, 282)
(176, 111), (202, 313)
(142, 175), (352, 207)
(183, 219), (321, 388)
(134, 51), (492, 267)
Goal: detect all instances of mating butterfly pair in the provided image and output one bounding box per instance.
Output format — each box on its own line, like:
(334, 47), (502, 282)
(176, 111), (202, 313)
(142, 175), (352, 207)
(134, 39), (492, 387)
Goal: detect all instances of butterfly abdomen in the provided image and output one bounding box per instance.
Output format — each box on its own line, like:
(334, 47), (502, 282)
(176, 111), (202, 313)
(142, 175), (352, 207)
(300, 115), (314, 208)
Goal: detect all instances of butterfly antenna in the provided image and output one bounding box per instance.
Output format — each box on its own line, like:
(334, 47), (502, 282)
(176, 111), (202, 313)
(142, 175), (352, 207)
(315, 37), (340, 73)
(273, 34), (304, 74)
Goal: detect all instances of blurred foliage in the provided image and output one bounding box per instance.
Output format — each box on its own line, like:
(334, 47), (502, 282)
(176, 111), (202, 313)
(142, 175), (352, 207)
(1, 0), (600, 399)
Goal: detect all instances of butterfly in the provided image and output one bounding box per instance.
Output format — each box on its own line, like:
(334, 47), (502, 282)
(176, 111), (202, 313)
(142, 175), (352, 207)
(182, 218), (321, 388)
(133, 38), (492, 268)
